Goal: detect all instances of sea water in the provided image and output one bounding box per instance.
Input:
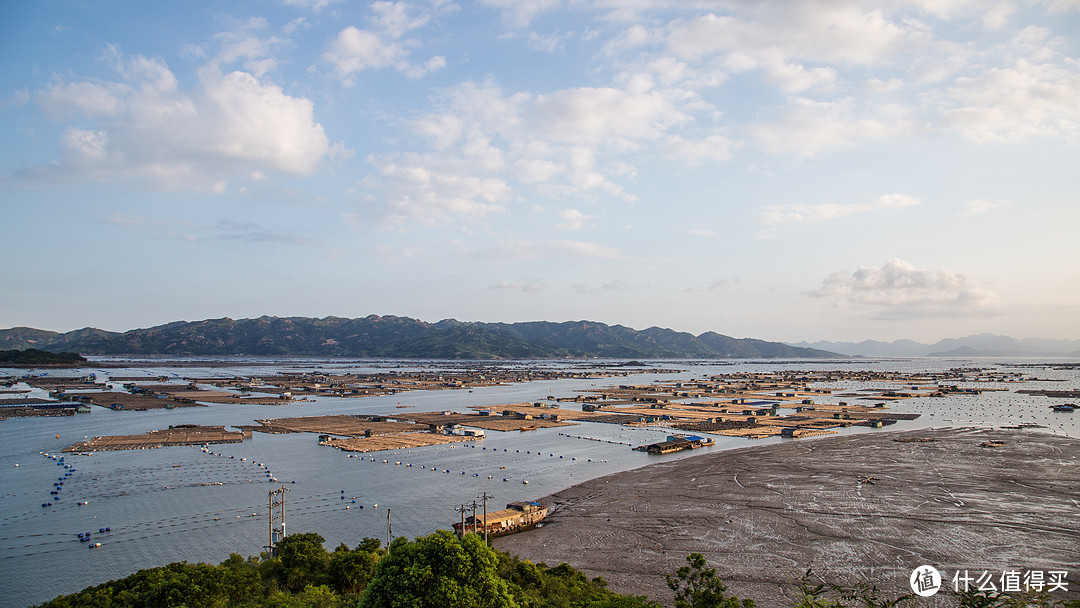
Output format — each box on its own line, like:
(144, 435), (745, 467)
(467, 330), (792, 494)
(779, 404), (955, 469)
(1, 358), (1077, 607)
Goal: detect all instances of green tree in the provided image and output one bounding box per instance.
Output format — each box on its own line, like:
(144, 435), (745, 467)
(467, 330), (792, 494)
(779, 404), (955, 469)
(328, 542), (380, 594)
(358, 531), (519, 608)
(494, 551), (660, 608)
(666, 553), (754, 608)
(275, 533), (332, 592)
(356, 537), (384, 554)
(263, 584), (345, 608)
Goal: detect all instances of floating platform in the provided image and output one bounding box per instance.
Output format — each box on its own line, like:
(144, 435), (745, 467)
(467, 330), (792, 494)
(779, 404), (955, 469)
(62, 425), (250, 452)
(320, 432), (478, 453)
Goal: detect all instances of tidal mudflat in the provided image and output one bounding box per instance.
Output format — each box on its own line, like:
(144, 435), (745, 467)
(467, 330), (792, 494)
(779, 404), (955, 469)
(496, 427), (1080, 607)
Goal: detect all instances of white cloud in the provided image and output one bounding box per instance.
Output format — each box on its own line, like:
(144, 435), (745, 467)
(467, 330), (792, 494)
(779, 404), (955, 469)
(760, 193), (920, 225)
(322, 27), (411, 84)
(684, 276), (736, 292)
(490, 281), (546, 293)
(476, 0), (564, 28)
(2, 89), (29, 108)
(572, 279), (631, 294)
(863, 77), (904, 94)
(665, 5), (919, 67)
(941, 39), (1080, 142)
(663, 134), (736, 164)
(370, 155), (512, 226)
(809, 258), (999, 317)
(528, 29), (574, 53)
(468, 240), (628, 262)
(29, 49), (340, 190)
(556, 208), (594, 230)
(959, 199), (1008, 216)
(371, 1), (431, 38)
(363, 77), (714, 225)
(281, 0), (341, 12)
(283, 18), (309, 35)
(531, 86), (687, 145)
(38, 81), (127, 118)
(321, 2), (451, 84)
(105, 214), (317, 245)
(906, 0), (1017, 29)
(750, 97), (914, 157)
(603, 24), (655, 56)
(762, 59), (837, 94)
(1040, 0), (1080, 11)
(513, 158), (565, 184)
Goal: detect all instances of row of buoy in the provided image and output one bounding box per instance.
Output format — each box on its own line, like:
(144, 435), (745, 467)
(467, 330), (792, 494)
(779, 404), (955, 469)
(558, 433), (632, 446)
(200, 445), (283, 483)
(348, 453), (534, 483)
(39, 452), (78, 507)
(345, 443), (612, 487)
(470, 444), (610, 462)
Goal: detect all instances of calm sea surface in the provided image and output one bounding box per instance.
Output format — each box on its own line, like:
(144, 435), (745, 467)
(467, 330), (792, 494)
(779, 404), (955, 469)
(2, 358), (1078, 607)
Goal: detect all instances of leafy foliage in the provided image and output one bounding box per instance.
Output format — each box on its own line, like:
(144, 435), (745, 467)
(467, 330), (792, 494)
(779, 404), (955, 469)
(358, 531), (518, 608)
(666, 553), (755, 608)
(35, 531), (669, 608)
(495, 553), (660, 608)
(37, 535), (383, 608)
(792, 569), (912, 608)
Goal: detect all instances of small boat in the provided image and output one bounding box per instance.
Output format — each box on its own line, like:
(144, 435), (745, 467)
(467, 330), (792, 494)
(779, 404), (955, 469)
(520, 426), (537, 432)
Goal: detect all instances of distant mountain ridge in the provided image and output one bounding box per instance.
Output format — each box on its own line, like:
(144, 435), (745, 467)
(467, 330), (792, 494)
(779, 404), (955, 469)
(788, 333), (1080, 358)
(0, 316), (841, 359)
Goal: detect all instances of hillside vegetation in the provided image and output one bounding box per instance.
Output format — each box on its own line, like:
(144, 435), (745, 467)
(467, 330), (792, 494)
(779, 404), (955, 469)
(0, 348), (86, 366)
(0, 316), (839, 359)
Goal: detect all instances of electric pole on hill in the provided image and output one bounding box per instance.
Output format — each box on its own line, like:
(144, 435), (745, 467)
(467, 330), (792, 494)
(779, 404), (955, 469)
(478, 492), (494, 544)
(267, 485), (289, 557)
(470, 500), (478, 534)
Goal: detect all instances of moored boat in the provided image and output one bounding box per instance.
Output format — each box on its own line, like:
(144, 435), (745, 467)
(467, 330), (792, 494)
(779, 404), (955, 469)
(452, 500), (548, 538)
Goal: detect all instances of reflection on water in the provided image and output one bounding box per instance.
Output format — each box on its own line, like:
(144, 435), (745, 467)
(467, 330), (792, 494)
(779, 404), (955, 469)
(1, 358), (1077, 607)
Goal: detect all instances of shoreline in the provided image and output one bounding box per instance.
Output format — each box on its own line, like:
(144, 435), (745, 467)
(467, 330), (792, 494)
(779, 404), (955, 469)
(494, 426), (1080, 607)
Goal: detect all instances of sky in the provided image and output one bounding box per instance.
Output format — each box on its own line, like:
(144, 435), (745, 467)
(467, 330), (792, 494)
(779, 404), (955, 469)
(1, 0), (1079, 344)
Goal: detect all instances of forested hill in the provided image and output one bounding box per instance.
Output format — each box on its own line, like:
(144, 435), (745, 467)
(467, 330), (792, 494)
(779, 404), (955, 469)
(0, 316), (840, 359)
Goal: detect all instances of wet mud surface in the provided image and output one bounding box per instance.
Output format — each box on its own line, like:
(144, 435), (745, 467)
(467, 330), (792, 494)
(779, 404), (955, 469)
(495, 427), (1080, 607)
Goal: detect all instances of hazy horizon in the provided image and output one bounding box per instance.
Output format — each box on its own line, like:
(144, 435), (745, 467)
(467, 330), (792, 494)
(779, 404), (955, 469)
(3, 2), (1078, 343)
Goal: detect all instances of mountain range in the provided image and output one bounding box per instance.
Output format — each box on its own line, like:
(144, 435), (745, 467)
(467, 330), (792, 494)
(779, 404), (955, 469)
(787, 334), (1080, 358)
(0, 316), (840, 360)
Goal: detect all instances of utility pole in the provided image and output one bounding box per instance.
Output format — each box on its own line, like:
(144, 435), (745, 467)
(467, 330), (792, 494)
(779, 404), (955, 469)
(470, 500), (478, 535)
(478, 492), (494, 544)
(455, 503), (469, 538)
(385, 507), (391, 551)
(267, 485), (289, 558)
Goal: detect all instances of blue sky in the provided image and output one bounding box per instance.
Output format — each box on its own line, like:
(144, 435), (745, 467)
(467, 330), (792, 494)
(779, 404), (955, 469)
(2, 0), (1078, 343)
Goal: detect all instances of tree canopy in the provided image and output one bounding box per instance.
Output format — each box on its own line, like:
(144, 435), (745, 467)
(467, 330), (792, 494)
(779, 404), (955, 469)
(358, 531), (518, 608)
